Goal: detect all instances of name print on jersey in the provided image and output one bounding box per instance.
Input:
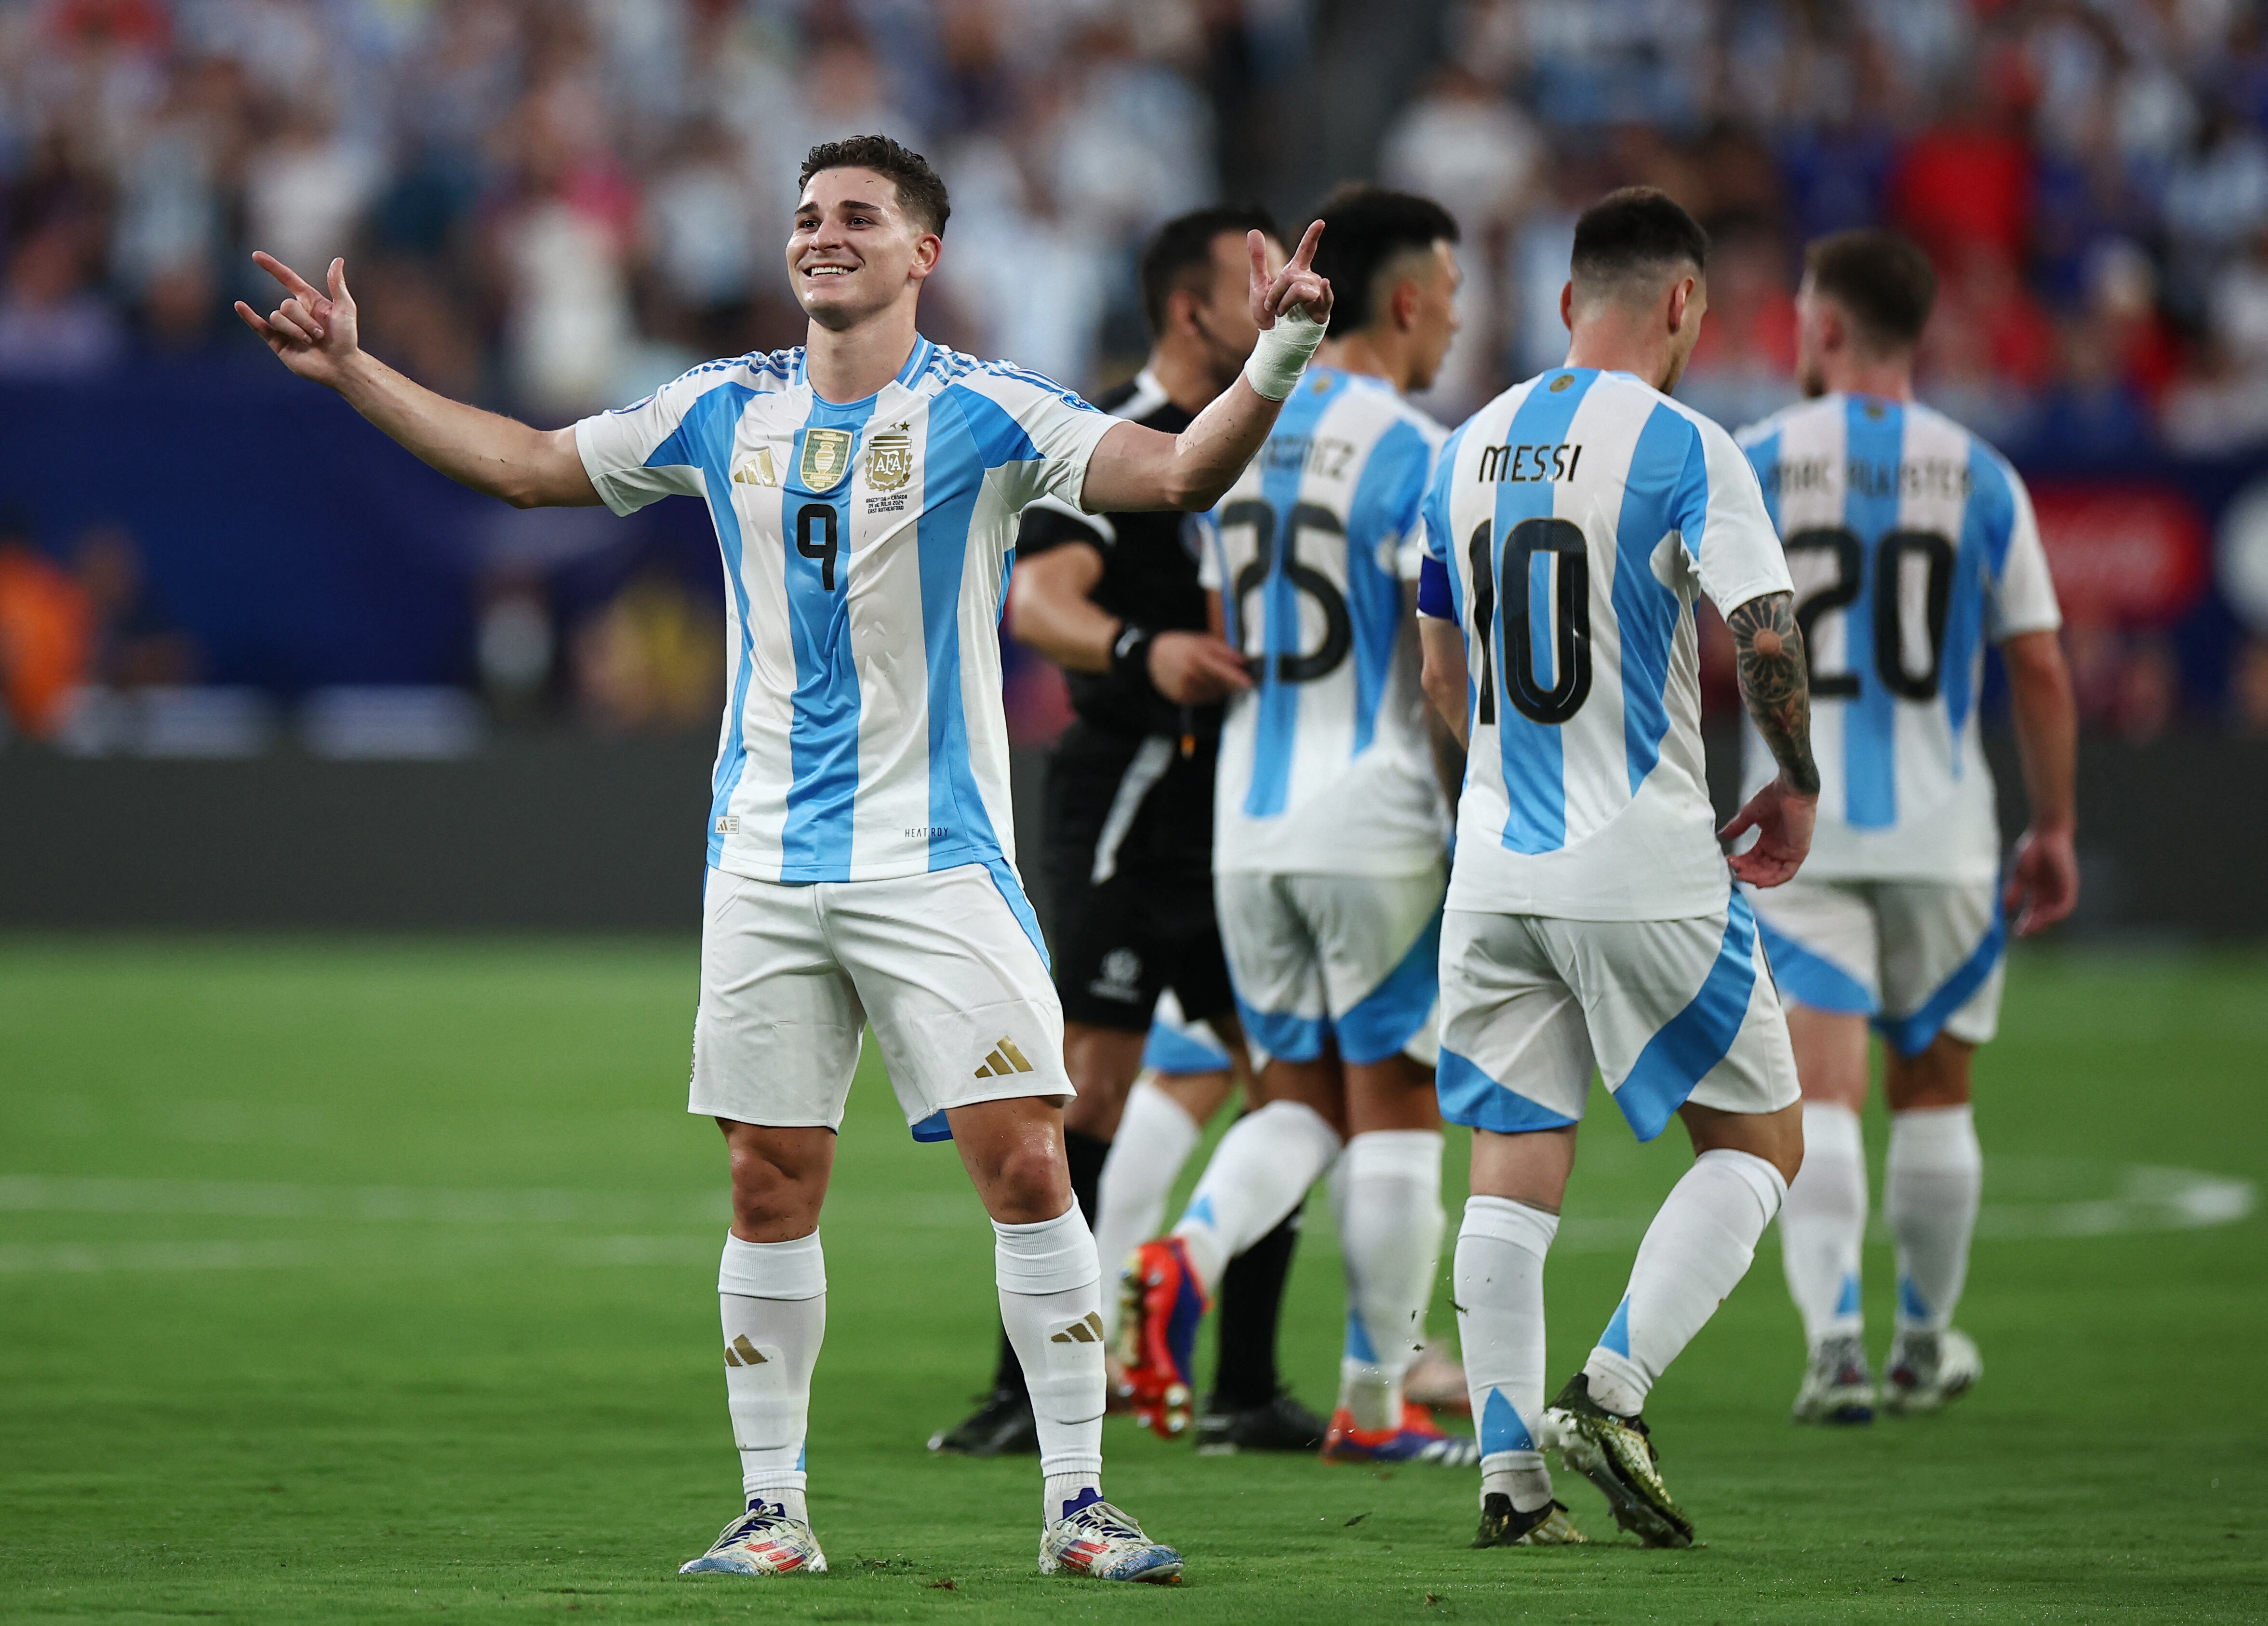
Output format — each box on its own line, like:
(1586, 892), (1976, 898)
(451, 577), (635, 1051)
(1763, 455), (1973, 504)
(1260, 434), (1361, 480)
(1476, 442), (1584, 484)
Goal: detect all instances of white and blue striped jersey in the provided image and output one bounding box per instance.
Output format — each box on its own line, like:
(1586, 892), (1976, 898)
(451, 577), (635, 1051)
(1736, 393), (2060, 883)
(575, 338), (1115, 885)
(1199, 366), (1450, 876)
(1420, 367), (1791, 921)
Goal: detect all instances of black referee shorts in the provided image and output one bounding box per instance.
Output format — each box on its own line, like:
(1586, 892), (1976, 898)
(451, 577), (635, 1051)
(1041, 721), (1234, 1035)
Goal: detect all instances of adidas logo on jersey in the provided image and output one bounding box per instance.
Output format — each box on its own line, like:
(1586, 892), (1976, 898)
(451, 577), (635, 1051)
(731, 448), (779, 487)
(973, 1036), (1034, 1079)
(1051, 1311), (1105, 1344)
(722, 1335), (770, 1368)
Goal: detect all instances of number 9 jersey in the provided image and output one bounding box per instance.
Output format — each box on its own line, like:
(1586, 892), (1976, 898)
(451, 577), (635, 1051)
(1418, 367), (1792, 921)
(1734, 394), (2061, 884)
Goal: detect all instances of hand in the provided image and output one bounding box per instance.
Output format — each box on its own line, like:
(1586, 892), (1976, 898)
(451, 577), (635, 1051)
(1249, 220), (1332, 330)
(1720, 775), (1817, 887)
(235, 253), (361, 388)
(2003, 823), (2078, 936)
(1146, 631), (1253, 705)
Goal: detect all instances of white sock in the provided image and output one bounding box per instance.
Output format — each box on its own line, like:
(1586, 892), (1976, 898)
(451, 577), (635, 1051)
(1585, 1149), (1787, 1416)
(1885, 1104), (1981, 1333)
(1094, 1079), (1205, 1339)
(1335, 1130), (1445, 1432)
(1456, 1196), (1559, 1513)
(994, 1206), (1106, 1523)
(1780, 1102), (1868, 1346)
(718, 1230), (826, 1525)
(1171, 1100), (1342, 1294)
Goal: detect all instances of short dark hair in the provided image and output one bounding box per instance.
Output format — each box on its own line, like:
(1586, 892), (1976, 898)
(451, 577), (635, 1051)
(1138, 204), (1282, 336)
(1804, 228), (1937, 350)
(1570, 187), (1709, 296)
(799, 134), (950, 235)
(1308, 185), (1459, 335)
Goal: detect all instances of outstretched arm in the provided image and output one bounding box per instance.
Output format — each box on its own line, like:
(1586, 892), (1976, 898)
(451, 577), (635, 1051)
(1999, 629), (2079, 935)
(1717, 590), (1820, 887)
(1079, 224), (1333, 513)
(235, 254), (600, 509)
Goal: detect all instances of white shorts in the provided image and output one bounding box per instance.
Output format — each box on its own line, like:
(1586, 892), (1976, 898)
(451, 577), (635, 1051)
(1437, 893), (1799, 1143)
(692, 862), (1070, 1141)
(1745, 875), (2005, 1057)
(1215, 863), (1445, 1068)
(1140, 990), (1234, 1077)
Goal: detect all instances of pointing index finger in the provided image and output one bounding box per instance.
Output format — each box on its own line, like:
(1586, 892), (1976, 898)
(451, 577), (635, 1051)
(1288, 219), (1325, 273)
(252, 250), (324, 304)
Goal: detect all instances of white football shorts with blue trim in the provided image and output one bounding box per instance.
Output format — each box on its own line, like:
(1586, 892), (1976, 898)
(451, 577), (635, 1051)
(692, 863), (1070, 1141)
(1744, 876), (2005, 1057)
(1436, 894), (1799, 1142)
(1141, 991), (1235, 1077)
(1215, 863), (1444, 1069)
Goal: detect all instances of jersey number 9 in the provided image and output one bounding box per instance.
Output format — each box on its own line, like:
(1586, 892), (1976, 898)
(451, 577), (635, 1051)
(1467, 517), (1593, 727)
(1220, 499), (1352, 684)
(796, 504), (840, 591)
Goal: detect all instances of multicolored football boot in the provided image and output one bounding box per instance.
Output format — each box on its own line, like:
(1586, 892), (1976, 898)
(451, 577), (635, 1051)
(1791, 1333), (1877, 1425)
(1884, 1327), (1982, 1416)
(678, 1500), (827, 1575)
(1545, 1373), (1693, 1549)
(1117, 1237), (1207, 1439)
(1320, 1400), (1481, 1466)
(1038, 1492), (1184, 1583)
(1472, 1493), (1587, 1547)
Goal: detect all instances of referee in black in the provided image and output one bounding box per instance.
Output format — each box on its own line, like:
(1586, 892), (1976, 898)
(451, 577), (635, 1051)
(929, 206), (1322, 1456)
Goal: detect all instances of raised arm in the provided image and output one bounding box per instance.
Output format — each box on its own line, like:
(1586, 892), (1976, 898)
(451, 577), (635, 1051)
(1999, 628), (2079, 935)
(1079, 224), (1333, 514)
(235, 254), (600, 509)
(1717, 590), (1820, 887)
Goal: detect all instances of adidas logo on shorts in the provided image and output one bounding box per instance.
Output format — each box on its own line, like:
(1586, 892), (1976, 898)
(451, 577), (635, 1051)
(972, 1036), (1035, 1079)
(1051, 1311), (1105, 1344)
(722, 1335), (769, 1368)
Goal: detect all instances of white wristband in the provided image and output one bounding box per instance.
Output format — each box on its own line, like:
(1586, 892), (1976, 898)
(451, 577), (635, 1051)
(1241, 307), (1328, 402)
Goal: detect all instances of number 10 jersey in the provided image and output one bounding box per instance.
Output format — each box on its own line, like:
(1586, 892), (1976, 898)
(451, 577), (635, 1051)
(1735, 393), (2061, 885)
(1419, 367), (1791, 921)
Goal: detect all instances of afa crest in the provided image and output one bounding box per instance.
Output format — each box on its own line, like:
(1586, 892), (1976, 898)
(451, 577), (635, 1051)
(867, 430), (914, 492)
(800, 428), (854, 492)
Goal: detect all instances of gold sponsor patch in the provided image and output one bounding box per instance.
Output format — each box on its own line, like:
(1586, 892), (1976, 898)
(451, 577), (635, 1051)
(866, 430), (913, 492)
(800, 428), (854, 492)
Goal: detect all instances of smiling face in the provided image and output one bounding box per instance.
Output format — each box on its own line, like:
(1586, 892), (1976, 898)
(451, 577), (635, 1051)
(787, 166), (941, 332)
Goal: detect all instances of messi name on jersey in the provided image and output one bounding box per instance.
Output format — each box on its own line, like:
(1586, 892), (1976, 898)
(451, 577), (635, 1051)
(1476, 441), (1584, 484)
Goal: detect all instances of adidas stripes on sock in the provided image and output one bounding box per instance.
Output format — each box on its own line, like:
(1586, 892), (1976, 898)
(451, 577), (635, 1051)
(1780, 1102), (1868, 1347)
(718, 1230), (827, 1525)
(1456, 1196), (1559, 1513)
(1885, 1104), (1982, 1334)
(1585, 1149), (1787, 1417)
(994, 1205), (1106, 1523)
(1094, 1083), (1204, 1340)
(1335, 1129), (1446, 1433)
(1173, 1100), (1342, 1294)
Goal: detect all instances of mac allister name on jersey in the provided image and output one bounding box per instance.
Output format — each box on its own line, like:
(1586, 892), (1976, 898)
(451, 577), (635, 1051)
(574, 338), (1116, 889)
(1200, 366), (1451, 877)
(1735, 394), (2062, 885)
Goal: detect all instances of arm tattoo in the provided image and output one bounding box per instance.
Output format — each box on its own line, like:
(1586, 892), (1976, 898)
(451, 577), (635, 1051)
(1727, 591), (1820, 796)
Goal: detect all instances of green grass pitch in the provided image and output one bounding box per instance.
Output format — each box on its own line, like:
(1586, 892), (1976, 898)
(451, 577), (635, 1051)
(0, 937), (2261, 1624)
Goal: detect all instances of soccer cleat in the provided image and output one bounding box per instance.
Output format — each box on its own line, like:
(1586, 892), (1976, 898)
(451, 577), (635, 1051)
(678, 1500), (827, 1576)
(1194, 1389), (1329, 1454)
(1117, 1238), (1208, 1439)
(1884, 1327), (1982, 1416)
(1472, 1493), (1587, 1547)
(1406, 1338), (1472, 1414)
(1320, 1400), (1481, 1466)
(1545, 1373), (1694, 1548)
(1038, 1494), (1184, 1583)
(1791, 1334), (1877, 1425)
(927, 1386), (1040, 1456)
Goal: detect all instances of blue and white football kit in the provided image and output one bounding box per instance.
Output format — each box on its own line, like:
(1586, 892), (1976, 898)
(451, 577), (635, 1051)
(1200, 366), (1451, 1067)
(575, 339), (1114, 1135)
(1735, 393), (2061, 1055)
(1418, 367), (1801, 1139)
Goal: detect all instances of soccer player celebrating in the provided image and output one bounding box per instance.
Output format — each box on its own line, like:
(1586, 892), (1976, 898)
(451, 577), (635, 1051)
(1736, 230), (2077, 1423)
(1415, 188), (1817, 1549)
(234, 133), (1334, 1585)
(933, 207), (1320, 1459)
(1118, 187), (1470, 1465)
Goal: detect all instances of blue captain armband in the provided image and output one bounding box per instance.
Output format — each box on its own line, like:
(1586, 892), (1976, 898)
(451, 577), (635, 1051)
(1416, 553), (1454, 619)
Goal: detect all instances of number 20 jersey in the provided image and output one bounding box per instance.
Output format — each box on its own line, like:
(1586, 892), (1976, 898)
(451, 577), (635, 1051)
(574, 339), (1115, 886)
(1421, 367), (1792, 921)
(1735, 394), (2061, 885)
(1200, 367), (1450, 876)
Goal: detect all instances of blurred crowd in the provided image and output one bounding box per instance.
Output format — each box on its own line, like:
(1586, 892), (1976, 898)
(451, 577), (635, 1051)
(4, 0), (2268, 740)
